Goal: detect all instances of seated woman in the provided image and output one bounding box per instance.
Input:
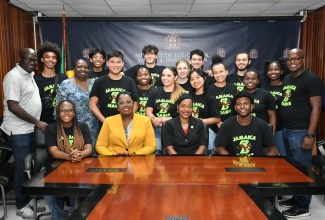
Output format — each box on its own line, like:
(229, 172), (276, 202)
(163, 94), (207, 155)
(96, 91), (156, 155)
(44, 100), (92, 220)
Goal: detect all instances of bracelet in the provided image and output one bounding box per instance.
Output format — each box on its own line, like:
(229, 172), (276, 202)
(160, 117), (163, 123)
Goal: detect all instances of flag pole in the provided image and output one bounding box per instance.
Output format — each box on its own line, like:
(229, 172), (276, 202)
(62, 5), (67, 73)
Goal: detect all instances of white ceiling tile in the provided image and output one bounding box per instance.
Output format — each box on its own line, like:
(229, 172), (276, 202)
(110, 5), (151, 13)
(62, 0), (107, 5)
(268, 3), (316, 11)
(194, 0), (236, 3)
(306, 2), (325, 10)
(70, 5), (113, 13)
(105, 0), (149, 5)
(152, 5), (191, 12)
(191, 4), (232, 12)
(229, 3), (274, 11)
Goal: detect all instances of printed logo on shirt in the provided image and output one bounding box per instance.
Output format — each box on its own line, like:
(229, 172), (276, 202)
(60, 135), (75, 149)
(105, 88), (126, 108)
(219, 98), (232, 115)
(233, 135), (256, 156)
(234, 82), (245, 92)
(151, 73), (159, 86)
(281, 85), (296, 107)
(137, 97), (148, 115)
(156, 99), (172, 117)
(192, 102), (204, 118)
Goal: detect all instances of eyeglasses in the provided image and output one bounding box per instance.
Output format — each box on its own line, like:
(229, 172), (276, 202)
(118, 100), (133, 106)
(92, 55), (104, 60)
(59, 109), (74, 114)
(286, 57), (303, 62)
(21, 56), (38, 64)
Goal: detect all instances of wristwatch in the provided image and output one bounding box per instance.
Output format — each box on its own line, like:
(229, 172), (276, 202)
(305, 133), (315, 138)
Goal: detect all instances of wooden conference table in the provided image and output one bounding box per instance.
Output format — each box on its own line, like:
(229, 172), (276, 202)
(22, 155), (325, 220)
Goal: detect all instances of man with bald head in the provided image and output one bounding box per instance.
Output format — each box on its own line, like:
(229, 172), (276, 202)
(279, 48), (323, 218)
(1, 48), (47, 218)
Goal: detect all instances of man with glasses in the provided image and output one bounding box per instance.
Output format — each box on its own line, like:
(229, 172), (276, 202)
(280, 48), (324, 218)
(88, 48), (108, 80)
(1, 48), (47, 219)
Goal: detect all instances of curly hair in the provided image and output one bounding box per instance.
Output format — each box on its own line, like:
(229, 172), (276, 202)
(37, 41), (61, 64)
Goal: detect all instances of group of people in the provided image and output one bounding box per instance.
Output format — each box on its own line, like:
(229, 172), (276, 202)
(1, 42), (323, 219)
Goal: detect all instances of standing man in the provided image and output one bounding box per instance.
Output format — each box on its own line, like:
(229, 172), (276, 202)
(125, 45), (165, 87)
(89, 50), (139, 127)
(189, 49), (215, 85)
(280, 48), (323, 218)
(226, 51), (251, 92)
(1, 48), (47, 219)
(88, 48), (108, 80)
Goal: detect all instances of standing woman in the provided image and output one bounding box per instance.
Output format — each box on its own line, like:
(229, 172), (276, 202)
(56, 59), (98, 153)
(163, 94), (206, 154)
(35, 41), (67, 124)
(44, 100), (92, 220)
(176, 59), (192, 92)
(262, 59), (286, 156)
(189, 68), (220, 154)
(208, 55), (237, 128)
(243, 68), (277, 134)
(146, 66), (186, 155)
(136, 66), (156, 116)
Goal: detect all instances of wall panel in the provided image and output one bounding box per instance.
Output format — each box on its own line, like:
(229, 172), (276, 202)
(0, 1), (35, 115)
(300, 7), (325, 140)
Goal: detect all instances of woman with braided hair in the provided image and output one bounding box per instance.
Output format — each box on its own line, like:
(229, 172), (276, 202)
(44, 100), (92, 220)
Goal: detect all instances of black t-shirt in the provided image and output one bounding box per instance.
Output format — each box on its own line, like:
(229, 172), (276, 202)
(34, 73), (67, 124)
(178, 80), (192, 93)
(215, 116), (275, 156)
(208, 83), (237, 123)
(88, 69), (109, 80)
(44, 122), (92, 167)
(89, 75), (139, 118)
(136, 86), (156, 116)
(281, 70), (324, 129)
(146, 87), (178, 118)
(191, 93), (220, 132)
(125, 64), (165, 87)
(261, 83), (283, 130)
(226, 73), (245, 92)
(250, 88), (276, 123)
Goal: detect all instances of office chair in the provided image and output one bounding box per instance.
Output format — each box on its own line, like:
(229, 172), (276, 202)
(312, 139), (325, 202)
(24, 127), (51, 220)
(0, 119), (14, 220)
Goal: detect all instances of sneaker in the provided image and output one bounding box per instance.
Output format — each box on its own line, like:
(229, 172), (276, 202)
(16, 206), (34, 219)
(28, 199), (46, 212)
(282, 207), (311, 218)
(279, 198), (294, 208)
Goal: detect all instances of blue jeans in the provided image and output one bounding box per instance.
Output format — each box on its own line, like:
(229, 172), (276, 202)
(45, 195), (75, 220)
(275, 130), (286, 156)
(7, 132), (34, 209)
(282, 128), (312, 210)
(154, 126), (162, 151)
(208, 128), (217, 151)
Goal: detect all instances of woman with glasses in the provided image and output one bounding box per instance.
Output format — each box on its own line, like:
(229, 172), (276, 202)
(56, 59), (98, 153)
(96, 91), (156, 155)
(44, 100), (92, 220)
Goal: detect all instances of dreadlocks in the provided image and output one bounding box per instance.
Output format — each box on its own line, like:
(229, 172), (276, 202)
(56, 100), (84, 153)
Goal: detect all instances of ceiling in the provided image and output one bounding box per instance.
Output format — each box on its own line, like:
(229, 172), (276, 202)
(9, 0), (325, 18)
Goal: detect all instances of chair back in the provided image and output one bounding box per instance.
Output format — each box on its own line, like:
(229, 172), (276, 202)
(0, 118), (12, 168)
(34, 128), (49, 172)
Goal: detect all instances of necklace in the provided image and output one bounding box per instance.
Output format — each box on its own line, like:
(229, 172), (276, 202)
(216, 84), (226, 95)
(74, 77), (88, 86)
(237, 115), (252, 126)
(237, 75), (244, 84)
(181, 123), (188, 128)
(138, 85), (150, 96)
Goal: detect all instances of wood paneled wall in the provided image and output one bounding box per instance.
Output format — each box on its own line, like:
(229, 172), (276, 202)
(300, 7), (325, 139)
(0, 1), (36, 115)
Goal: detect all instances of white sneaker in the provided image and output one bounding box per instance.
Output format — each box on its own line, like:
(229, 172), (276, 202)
(28, 199), (46, 212)
(16, 205), (34, 219)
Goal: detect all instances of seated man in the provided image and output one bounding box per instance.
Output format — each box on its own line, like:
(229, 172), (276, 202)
(215, 91), (278, 156)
